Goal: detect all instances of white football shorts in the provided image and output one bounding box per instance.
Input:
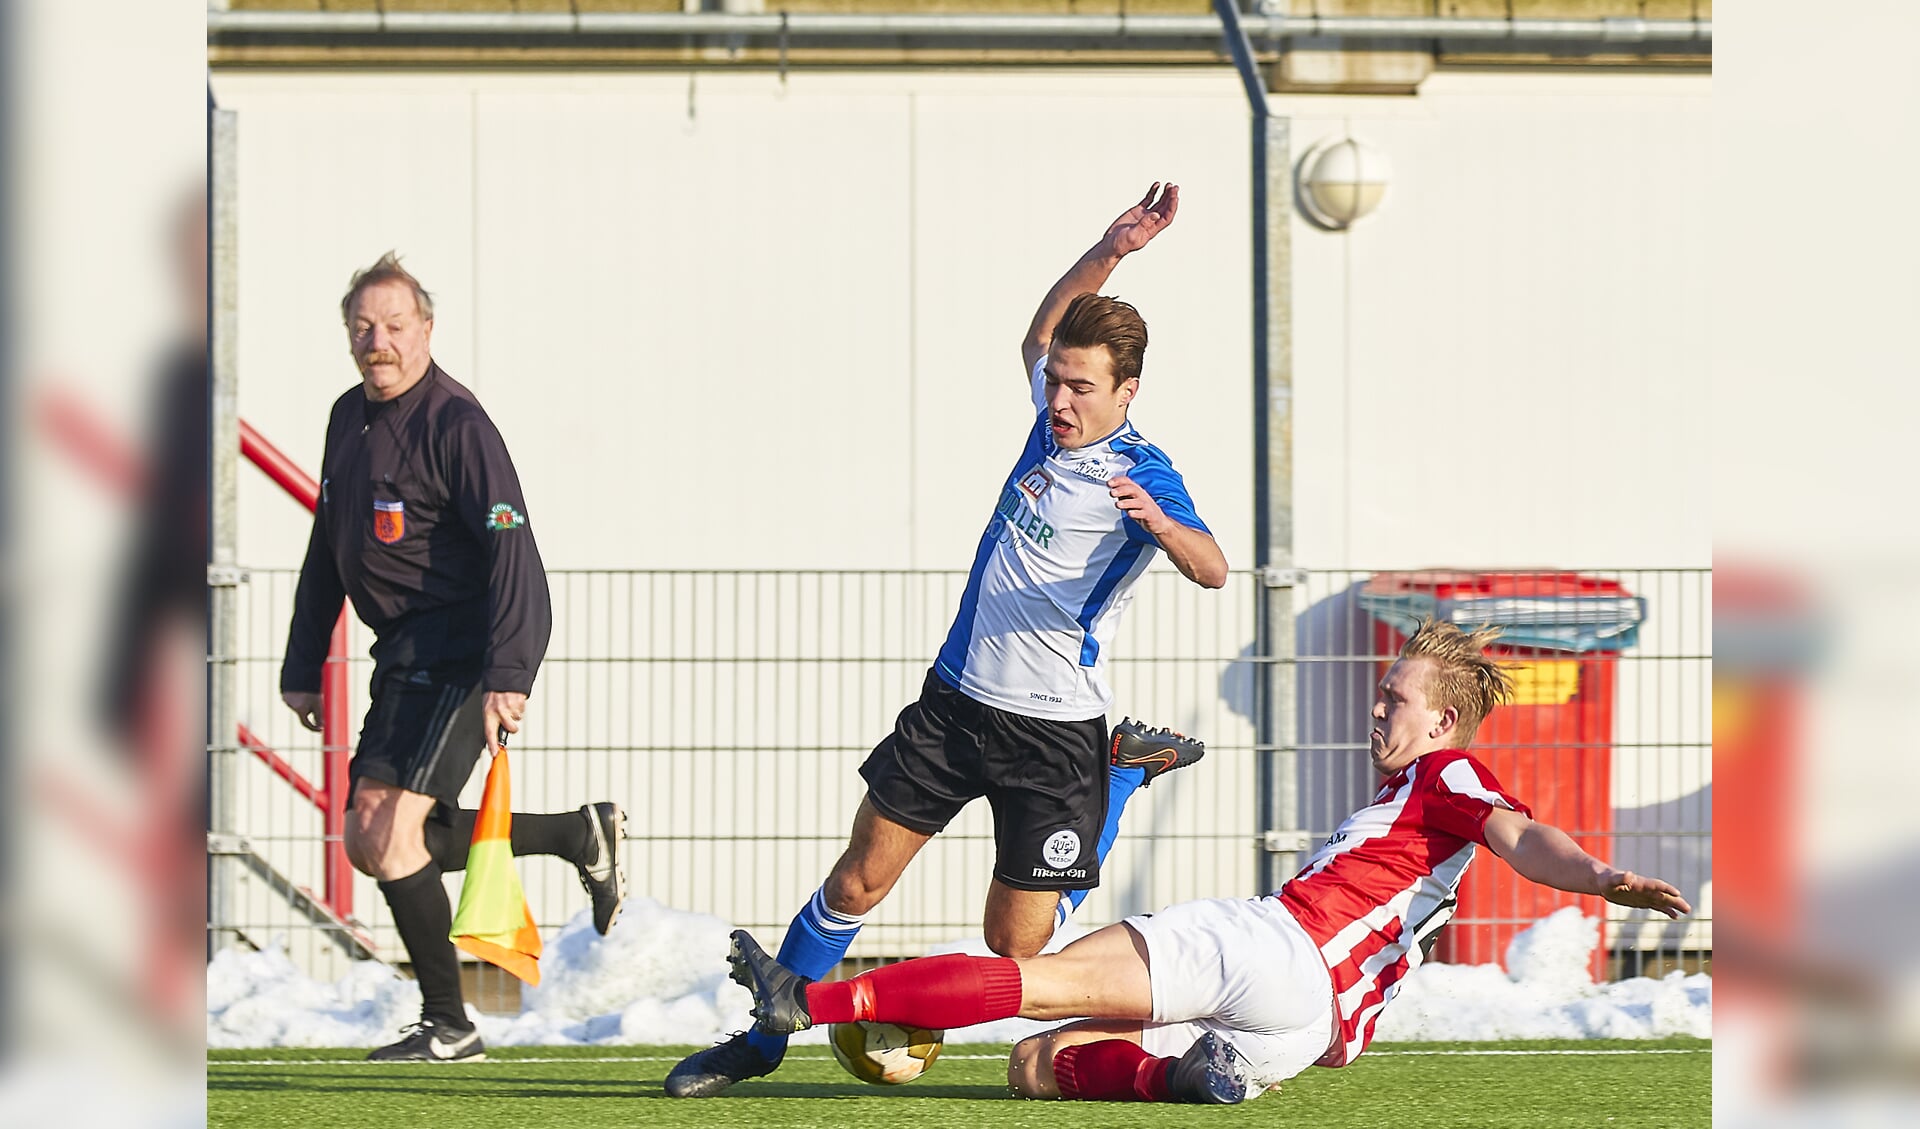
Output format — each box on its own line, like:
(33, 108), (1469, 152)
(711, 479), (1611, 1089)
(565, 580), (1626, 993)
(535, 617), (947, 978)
(1123, 895), (1335, 1089)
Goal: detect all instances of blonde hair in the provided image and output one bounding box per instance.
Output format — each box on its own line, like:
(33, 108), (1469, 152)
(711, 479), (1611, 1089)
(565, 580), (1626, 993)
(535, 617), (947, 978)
(341, 251), (434, 325)
(1400, 619), (1515, 748)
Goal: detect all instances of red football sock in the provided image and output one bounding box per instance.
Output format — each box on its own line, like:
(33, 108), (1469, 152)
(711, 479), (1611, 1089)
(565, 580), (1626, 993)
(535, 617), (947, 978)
(804, 954), (1023, 1029)
(1052, 1039), (1174, 1102)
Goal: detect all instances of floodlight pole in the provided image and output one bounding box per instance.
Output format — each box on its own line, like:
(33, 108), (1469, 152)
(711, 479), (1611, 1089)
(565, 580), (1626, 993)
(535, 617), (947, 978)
(1215, 1), (1300, 894)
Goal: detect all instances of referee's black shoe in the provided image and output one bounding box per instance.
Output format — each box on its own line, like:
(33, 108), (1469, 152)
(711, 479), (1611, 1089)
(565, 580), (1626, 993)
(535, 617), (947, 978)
(663, 1032), (782, 1098)
(577, 802), (626, 935)
(727, 929), (815, 1036)
(1110, 718), (1206, 786)
(366, 1019), (486, 1063)
(1165, 1032), (1250, 1104)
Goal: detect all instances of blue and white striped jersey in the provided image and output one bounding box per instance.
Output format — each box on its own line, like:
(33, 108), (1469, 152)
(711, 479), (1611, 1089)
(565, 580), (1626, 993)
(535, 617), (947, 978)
(934, 357), (1210, 721)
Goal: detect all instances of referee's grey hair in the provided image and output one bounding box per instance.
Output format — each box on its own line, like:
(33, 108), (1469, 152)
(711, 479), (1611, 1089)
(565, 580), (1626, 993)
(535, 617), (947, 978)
(341, 251), (435, 325)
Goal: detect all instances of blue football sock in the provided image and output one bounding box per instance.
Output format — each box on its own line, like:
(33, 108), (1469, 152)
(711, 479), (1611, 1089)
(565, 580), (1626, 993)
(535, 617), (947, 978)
(745, 886), (865, 1063)
(1056, 763), (1147, 927)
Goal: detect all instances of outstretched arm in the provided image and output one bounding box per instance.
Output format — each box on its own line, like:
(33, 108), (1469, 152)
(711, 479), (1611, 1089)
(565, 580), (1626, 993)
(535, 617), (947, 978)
(1021, 183), (1180, 377)
(1483, 807), (1693, 918)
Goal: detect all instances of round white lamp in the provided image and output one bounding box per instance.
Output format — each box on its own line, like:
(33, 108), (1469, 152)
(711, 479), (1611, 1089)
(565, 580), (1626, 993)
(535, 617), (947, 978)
(1296, 138), (1392, 231)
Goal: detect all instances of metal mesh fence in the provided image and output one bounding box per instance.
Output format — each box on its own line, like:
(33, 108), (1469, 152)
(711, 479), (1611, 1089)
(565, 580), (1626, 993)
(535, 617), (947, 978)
(217, 565), (1709, 998)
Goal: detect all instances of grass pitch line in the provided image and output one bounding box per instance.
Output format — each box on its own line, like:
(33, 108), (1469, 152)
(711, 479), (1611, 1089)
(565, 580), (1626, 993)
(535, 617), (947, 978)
(1371, 1048), (1707, 1057)
(213, 1047), (1708, 1067)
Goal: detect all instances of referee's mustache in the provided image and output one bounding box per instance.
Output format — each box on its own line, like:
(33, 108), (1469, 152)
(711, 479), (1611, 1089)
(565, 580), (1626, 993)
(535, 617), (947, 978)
(359, 349), (401, 366)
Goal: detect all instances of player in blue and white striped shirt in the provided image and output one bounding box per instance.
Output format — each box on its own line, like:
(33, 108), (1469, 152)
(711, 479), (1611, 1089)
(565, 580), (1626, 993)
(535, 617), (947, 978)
(669, 183), (1226, 1097)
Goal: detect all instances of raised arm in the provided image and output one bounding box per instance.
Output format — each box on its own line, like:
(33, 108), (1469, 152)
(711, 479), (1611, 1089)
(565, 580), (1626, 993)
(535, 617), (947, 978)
(1483, 807), (1693, 918)
(1021, 183), (1180, 378)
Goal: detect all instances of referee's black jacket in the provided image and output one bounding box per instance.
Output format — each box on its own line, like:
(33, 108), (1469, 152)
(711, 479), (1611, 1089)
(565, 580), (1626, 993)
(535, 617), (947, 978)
(280, 362), (552, 697)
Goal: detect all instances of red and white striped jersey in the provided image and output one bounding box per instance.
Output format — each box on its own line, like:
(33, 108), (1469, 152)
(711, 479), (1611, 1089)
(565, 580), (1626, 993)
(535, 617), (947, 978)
(1277, 749), (1530, 1067)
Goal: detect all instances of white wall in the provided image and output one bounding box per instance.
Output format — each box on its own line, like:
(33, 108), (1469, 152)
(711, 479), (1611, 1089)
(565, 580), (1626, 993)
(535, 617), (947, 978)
(215, 69), (1257, 577)
(213, 66), (1708, 576)
(1282, 71), (1711, 571)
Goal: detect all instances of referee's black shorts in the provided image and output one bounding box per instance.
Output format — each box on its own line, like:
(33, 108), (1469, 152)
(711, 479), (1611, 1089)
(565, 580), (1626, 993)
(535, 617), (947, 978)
(349, 666), (488, 806)
(859, 668), (1108, 892)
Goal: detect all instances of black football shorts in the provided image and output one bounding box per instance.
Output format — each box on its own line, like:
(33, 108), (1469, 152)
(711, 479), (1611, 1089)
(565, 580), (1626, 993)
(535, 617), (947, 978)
(859, 669), (1108, 892)
(349, 667), (488, 806)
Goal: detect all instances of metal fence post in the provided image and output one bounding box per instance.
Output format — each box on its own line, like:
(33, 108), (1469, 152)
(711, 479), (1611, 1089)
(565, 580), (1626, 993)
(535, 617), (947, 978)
(208, 105), (241, 954)
(1217, 1), (1300, 893)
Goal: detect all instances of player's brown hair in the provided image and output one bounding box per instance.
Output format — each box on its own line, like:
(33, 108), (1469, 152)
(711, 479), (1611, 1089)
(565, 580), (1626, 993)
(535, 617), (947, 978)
(341, 251), (435, 326)
(1399, 619), (1516, 748)
(1052, 293), (1148, 387)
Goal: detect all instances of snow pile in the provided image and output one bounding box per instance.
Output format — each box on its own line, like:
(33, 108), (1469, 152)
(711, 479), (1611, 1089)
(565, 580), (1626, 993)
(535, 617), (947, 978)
(495, 896), (750, 1047)
(1376, 907), (1712, 1042)
(210, 901), (1709, 1049)
(209, 897), (786, 1049)
(208, 945), (422, 1048)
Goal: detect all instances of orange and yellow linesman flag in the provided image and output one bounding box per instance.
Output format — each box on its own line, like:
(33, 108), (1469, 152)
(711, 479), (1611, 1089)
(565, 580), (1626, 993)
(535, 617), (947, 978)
(449, 749), (542, 985)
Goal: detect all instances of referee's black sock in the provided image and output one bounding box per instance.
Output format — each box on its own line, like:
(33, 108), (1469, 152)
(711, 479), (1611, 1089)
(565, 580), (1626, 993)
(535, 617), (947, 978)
(424, 807), (593, 871)
(378, 862), (470, 1031)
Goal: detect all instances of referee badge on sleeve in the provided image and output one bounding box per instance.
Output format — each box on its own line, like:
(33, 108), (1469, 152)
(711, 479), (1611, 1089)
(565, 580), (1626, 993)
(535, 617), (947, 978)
(373, 499), (406, 543)
(487, 503), (526, 531)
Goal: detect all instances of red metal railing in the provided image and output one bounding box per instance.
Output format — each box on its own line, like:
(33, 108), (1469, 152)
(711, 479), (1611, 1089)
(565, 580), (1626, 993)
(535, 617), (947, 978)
(238, 420), (354, 921)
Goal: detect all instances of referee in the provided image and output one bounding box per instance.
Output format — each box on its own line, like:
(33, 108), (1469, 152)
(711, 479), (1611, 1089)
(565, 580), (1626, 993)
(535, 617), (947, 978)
(280, 253), (624, 1062)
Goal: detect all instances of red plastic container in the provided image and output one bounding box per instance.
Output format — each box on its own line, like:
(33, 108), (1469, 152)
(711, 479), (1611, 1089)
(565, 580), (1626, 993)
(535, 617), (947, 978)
(1359, 572), (1645, 979)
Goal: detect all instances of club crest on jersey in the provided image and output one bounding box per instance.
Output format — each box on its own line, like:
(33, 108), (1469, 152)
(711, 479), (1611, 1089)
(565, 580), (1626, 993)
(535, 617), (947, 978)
(487, 503), (526, 531)
(373, 499), (405, 543)
(1065, 456), (1118, 484)
(1018, 466), (1052, 501)
(1042, 829), (1082, 870)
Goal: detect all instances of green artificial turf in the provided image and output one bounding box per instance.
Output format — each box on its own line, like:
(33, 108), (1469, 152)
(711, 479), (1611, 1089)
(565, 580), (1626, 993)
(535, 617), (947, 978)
(209, 1038), (1710, 1129)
